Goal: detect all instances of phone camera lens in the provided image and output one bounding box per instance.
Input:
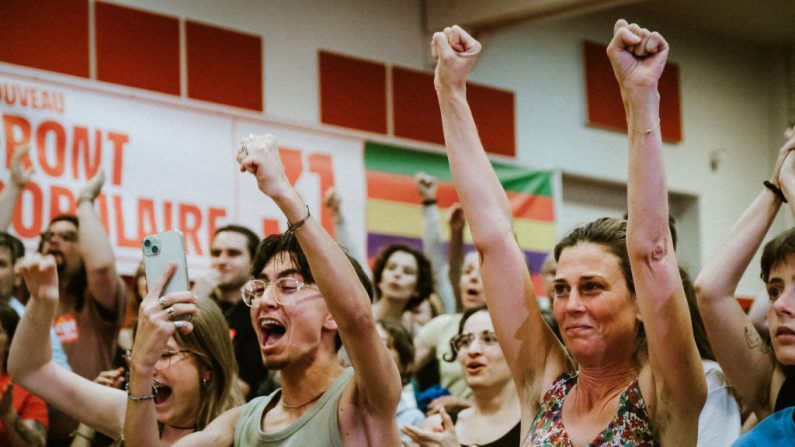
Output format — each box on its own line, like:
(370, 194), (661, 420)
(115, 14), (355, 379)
(144, 239), (151, 247)
(152, 245), (159, 254)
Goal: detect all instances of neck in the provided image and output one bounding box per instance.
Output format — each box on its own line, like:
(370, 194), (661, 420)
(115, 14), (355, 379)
(217, 286), (243, 304)
(471, 378), (520, 416)
(373, 296), (406, 320)
(574, 360), (638, 408)
(278, 353), (344, 410)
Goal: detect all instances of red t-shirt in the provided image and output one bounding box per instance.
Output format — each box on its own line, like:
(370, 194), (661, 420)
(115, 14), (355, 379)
(0, 374), (48, 446)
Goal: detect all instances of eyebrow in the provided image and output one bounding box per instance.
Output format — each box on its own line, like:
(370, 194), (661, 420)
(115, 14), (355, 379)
(257, 268), (303, 281)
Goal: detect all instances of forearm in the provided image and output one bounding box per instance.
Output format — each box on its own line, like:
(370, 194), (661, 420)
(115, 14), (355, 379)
(625, 90), (668, 257)
(422, 204), (455, 313)
(8, 300), (56, 381)
(77, 200), (119, 305)
(695, 189), (780, 301)
(436, 88), (513, 250)
(124, 367), (160, 447)
(0, 183), (21, 232)
(332, 211), (369, 277)
(1, 412), (45, 447)
(448, 225), (464, 311)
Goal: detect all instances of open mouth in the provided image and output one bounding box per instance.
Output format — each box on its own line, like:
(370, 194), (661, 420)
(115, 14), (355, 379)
(776, 327), (795, 337)
(153, 382), (171, 405)
(260, 319), (287, 348)
(465, 288), (481, 299)
(466, 362), (485, 373)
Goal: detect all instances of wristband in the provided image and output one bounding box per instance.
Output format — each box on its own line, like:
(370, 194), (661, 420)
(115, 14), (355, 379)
(422, 199), (437, 206)
(287, 205), (311, 232)
(126, 382), (157, 401)
(764, 181), (788, 203)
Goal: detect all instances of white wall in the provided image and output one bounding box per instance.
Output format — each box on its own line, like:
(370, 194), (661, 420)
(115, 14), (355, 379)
(467, 8), (790, 296)
(104, 0), (790, 296)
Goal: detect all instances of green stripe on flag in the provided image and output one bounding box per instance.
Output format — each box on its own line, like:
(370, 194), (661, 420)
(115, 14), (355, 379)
(364, 141), (553, 197)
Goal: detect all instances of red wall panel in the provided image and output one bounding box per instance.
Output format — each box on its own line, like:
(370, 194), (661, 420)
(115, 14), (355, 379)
(0, 0), (89, 77)
(95, 2), (180, 95)
(319, 51), (387, 134)
(393, 66), (516, 155)
(584, 40), (682, 143)
(469, 83), (516, 157)
(392, 66), (443, 145)
(186, 21), (263, 111)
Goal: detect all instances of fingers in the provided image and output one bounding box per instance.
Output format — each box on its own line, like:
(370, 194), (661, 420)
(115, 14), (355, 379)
(438, 407), (455, 432)
(149, 263), (176, 299)
(173, 319), (194, 334)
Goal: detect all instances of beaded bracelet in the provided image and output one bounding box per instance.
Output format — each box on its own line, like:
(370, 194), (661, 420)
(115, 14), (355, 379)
(764, 180), (788, 203)
(287, 205), (311, 232)
(126, 382), (157, 401)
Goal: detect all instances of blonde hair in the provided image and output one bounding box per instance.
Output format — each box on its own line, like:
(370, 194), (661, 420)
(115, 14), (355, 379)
(174, 298), (244, 429)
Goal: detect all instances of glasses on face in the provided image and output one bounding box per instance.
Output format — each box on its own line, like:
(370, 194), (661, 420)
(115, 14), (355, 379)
(450, 330), (499, 353)
(154, 349), (193, 370)
(41, 231), (78, 243)
(241, 277), (318, 307)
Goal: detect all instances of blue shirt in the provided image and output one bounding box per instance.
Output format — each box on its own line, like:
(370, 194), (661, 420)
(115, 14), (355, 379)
(733, 406), (795, 446)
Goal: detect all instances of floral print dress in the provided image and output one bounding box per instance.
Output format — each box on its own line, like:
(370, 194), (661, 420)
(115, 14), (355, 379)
(524, 372), (659, 447)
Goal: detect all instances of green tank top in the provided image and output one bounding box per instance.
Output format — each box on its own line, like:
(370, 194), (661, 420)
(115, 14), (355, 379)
(234, 368), (353, 446)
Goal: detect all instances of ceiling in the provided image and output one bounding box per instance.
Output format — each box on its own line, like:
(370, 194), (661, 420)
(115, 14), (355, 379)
(425, 0), (795, 46)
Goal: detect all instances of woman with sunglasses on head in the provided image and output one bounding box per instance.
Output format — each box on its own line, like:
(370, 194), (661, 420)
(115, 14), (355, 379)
(433, 20), (705, 446)
(402, 306), (520, 447)
(9, 254), (243, 446)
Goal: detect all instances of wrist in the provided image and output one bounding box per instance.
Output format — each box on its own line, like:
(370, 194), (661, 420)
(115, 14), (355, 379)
(77, 195), (95, 206)
(422, 199), (437, 206)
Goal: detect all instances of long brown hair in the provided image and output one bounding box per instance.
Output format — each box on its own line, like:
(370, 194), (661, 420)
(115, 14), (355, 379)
(173, 298), (243, 429)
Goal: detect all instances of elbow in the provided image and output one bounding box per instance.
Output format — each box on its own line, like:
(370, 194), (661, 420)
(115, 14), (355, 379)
(693, 277), (720, 306)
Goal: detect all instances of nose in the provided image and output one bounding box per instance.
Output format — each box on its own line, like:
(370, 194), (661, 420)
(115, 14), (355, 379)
(564, 290), (585, 313)
(773, 287), (795, 317)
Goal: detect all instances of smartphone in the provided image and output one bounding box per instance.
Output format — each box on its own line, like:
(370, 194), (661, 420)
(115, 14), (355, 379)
(142, 230), (190, 298)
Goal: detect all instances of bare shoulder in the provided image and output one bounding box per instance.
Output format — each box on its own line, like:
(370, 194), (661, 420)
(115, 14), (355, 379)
(338, 380), (400, 446)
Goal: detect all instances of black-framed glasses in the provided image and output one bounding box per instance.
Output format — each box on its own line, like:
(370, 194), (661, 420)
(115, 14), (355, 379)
(41, 230), (78, 243)
(241, 277), (318, 307)
(450, 330), (499, 353)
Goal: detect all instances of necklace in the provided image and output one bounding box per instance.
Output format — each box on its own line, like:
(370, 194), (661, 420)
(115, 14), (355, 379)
(280, 389), (326, 409)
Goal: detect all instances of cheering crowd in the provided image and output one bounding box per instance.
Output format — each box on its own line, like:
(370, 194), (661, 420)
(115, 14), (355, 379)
(0, 20), (793, 447)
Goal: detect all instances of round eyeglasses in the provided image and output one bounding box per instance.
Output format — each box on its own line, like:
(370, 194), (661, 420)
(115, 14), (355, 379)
(450, 330), (499, 353)
(241, 277), (318, 307)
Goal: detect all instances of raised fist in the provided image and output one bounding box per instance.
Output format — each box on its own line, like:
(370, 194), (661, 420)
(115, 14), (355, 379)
(606, 19), (668, 92)
(432, 25), (482, 91)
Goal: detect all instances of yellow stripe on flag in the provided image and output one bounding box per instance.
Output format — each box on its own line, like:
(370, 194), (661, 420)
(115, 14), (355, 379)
(367, 199), (556, 251)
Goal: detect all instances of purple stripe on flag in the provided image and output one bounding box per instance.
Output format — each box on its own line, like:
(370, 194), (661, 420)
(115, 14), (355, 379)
(366, 233), (550, 274)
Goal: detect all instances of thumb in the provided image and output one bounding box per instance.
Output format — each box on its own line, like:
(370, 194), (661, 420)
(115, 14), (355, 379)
(439, 407), (454, 432)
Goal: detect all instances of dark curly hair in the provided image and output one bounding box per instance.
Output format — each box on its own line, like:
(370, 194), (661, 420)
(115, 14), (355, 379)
(372, 243), (434, 312)
(443, 305), (488, 362)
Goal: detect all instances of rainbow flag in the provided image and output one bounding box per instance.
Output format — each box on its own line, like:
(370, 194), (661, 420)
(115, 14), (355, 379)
(364, 141), (556, 295)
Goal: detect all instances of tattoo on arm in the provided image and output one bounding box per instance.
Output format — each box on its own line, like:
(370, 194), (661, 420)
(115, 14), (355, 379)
(745, 324), (769, 354)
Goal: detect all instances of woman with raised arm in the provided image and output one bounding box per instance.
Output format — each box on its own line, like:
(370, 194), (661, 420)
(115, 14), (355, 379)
(432, 20), (705, 446)
(695, 129), (795, 444)
(9, 254), (242, 446)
